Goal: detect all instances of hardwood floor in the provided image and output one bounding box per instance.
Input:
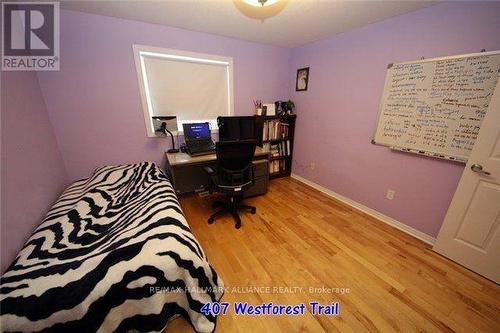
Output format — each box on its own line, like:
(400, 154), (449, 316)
(166, 177), (500, 333)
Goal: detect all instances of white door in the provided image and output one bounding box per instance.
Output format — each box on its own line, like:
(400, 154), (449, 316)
(434, 81), (500, 283)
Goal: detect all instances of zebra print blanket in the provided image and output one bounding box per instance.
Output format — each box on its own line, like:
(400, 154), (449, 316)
(0, 162), (223, 333)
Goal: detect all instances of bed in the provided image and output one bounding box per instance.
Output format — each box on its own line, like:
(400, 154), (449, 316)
(0, 162), (224, 333)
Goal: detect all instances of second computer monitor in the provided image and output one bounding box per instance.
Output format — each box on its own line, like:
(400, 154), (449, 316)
(217, 116), (256, 141)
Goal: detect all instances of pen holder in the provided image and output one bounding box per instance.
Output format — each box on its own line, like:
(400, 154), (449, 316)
(255, 107), (263, 116)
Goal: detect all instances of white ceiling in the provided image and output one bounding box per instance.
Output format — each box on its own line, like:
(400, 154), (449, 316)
(61, 0), (439, 48)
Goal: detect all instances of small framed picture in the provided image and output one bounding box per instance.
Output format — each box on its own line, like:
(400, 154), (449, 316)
(296, 67), (309, 91)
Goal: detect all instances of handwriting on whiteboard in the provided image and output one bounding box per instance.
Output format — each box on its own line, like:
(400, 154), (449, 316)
(375, 52), (500, 160)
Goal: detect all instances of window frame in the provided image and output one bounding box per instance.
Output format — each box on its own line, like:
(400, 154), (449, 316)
(132, 44), (234, 137)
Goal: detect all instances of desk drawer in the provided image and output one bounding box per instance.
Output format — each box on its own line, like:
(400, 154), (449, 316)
(244, 160), (269, 198)
(171, 161), (217, 194)
(244, 175), (268, 198)
(253, 159), (269, 178)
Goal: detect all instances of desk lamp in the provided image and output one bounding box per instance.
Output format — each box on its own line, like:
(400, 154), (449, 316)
(152, 116), (179, 153)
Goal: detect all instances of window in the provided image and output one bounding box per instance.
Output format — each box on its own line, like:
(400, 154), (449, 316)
(133, 45), (234, 136)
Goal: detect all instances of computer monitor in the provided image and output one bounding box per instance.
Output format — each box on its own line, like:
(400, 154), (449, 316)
(183, 122), (211, 141)
(217, 116), (256, 141)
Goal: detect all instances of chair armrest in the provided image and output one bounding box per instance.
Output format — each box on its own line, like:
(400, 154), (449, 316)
(204, 166), (215, 175)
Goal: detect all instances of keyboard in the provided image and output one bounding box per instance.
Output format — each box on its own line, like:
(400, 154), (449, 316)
(186, 140), (216, 155)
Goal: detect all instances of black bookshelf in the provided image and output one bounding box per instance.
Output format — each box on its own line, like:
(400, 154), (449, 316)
(255, 114), (296, 179)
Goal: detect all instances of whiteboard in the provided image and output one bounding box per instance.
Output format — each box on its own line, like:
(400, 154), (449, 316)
(373, 51), (500, 163)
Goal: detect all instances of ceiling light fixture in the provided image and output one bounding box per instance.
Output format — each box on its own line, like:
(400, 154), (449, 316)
(234, 0), (288, 21)
(242, 0), (279, 7)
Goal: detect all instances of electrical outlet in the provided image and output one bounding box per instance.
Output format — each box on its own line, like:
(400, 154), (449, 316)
(309, 162), (315, 170)
(386, 189), (395, 200)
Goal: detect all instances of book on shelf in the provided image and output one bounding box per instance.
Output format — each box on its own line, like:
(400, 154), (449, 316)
(259, 115), (295, 178)
(264, 141), (291, 158)
(262, 120), (290, 141)
(269, 159), (286, 174)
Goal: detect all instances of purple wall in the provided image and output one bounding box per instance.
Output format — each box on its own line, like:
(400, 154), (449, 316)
(290, 1), (500, 237)
(1, 72), (69, 273)
(37, 9), (291, 181)
(3, 3), (496, 273)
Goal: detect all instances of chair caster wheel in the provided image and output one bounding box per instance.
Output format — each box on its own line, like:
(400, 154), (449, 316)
(251, 208), (256, 214)
(235, 222), (241, 229)
(208, 217), (214, 224)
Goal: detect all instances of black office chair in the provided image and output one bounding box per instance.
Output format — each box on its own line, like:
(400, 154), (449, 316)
(204, 140), (257, 229)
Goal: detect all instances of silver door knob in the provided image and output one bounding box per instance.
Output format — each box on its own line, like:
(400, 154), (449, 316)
(470, 164), (491, 175)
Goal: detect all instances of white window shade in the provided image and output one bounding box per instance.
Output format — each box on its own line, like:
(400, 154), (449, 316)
(144, 57), (229, 123)
(133, 45), (234, 136)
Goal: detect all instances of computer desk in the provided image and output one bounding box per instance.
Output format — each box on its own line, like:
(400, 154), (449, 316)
(165, 146), (270, 195)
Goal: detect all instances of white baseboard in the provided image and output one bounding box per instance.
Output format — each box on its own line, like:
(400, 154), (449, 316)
(290, 173), (436, 245)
